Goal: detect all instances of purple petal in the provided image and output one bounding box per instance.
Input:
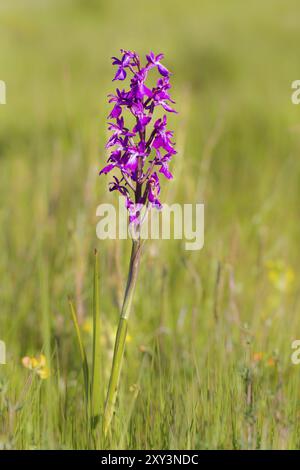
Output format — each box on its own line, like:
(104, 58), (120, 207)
(133, 115), (151, 133)
(99, 163), (115, 175)
(157, 63), (169, 77)
(113, 67), (127, 81)
(125, 153), (138, 171)
(146, 51), (155, 64)
(161, 101), (177, 113)
(159, 164), (173, 179)
(109, 104), (122, 119)
(112, 57), (122, 66)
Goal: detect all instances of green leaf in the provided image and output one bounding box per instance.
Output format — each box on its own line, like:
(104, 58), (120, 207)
(69, 298), (89, 410)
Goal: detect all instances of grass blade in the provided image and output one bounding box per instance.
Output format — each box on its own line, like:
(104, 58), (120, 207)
(68, 298), (89, 412)
(91, 249), (102, 428)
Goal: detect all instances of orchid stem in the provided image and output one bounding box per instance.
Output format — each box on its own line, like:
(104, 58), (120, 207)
(103, 239), (142, 436)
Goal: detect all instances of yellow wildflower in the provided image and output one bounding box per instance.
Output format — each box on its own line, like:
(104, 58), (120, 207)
(82, 318), (93, 334)
(22, 354), (50, 380)
(266, 260), (295, 293)
(126, 334), (132, 343)
(37, 366), (50, 379)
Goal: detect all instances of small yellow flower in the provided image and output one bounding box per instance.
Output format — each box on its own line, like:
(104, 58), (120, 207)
(266, 260), (295, 293)
(37, 354), (46, 368)
(82, 318), (93, 334)
(22, 354), (50, 380)
(37, 366), (50, 379)
(253, 352), (264, 362)
(126, 334), (132, 344)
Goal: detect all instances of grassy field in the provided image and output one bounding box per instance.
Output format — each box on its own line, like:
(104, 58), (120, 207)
(1, 0), (300, 450)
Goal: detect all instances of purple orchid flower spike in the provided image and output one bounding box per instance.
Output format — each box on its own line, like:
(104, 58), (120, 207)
(100, 49), (177, 227)
(100, 50), (177, 435)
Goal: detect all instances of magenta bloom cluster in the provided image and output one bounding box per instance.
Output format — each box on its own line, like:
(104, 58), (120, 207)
(100, 49), (177, 224)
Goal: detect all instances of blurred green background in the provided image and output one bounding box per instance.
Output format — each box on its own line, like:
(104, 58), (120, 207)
(1, 0), (300, 449)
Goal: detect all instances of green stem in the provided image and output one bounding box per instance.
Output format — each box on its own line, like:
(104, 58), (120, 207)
(91, 249), (102, 428)
(103, 239), (142, 435)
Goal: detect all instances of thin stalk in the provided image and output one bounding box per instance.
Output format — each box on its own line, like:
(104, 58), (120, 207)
(103, 239), (142, 435)
(91, 249), (102, 428)
(39, 255), (54, 447)
(68, 299), (89, 416)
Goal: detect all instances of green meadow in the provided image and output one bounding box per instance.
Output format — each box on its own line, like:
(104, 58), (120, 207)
(1, 0), (300, 449)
